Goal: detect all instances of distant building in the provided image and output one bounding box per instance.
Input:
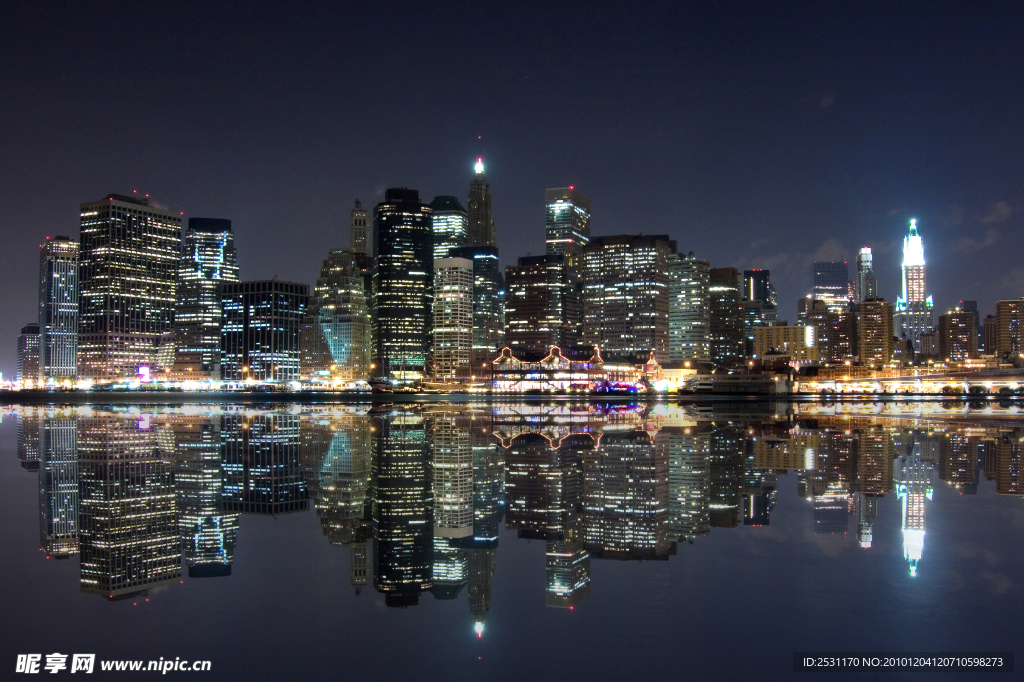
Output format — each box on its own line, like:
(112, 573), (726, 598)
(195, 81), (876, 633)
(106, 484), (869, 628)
(350, 200), (370, 256)
(938, 308), (977, 362)
(78, 194), (182, 381)
(299, 250), (372, 382)
(221, 280), (309, 382)
(433, 258), (474, 381)
(805, 299), (851, 363)
(752, 324), (819, 363)
(467, 159), (496, 248)
(37, 237), (79, 383)
(743, 269), (776, 308)
(429, 195), (468, 260)
(983, 314), (998, 355)
(708, 268), (744, 368)
(451, 246), (505, 369)
(668, 253), (710, 363)
(895, 220), (934, 350)
(580, 235), (675, 356)
(855, 298), (894, 366)
(504, 255), (580, 354)
(545, 187), (590, 259)
(855, 248), (877, 303)
(16, 323), (40, 384)
(995, 298), (1024, 358)
(811, 261), (849, 313)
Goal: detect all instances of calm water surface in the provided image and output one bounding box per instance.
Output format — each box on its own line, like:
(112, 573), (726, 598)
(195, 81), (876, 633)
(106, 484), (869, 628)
(1, 402), (1021, 681)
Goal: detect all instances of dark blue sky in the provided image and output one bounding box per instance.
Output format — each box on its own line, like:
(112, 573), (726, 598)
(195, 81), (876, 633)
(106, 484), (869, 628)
(2, 1), (1022, 376)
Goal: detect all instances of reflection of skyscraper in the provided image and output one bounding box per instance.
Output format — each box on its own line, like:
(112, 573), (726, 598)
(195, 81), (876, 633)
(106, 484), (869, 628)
(430, 412), (472, 599)
(664, 426), (710, 542)
(855, 493), (877, 548)
(222, 415), (307, 514)
(38, 417), (78, 557)
(708, 425), (745, 528)
(895, 444), (935, 576)
(308, 416), (372, 546)
(79, 417), (181, 599)
(468, 547), (496, 632)
(17, 413), (41, 471)
(545, 519), (590, 609)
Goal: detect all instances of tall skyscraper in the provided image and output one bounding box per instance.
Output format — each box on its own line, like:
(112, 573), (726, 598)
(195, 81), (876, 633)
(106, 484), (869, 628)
(451, 246), (505, 369)
(856, 247), (877, 303)
(504, 255), (580, 353)
(742, 269), (777, 356)
(467, 159), (496, 248)
(299, 249), (372, 382)
(743, 269), (776, 308)
(895, 220), (934, 350)
(668, 253), (710, 363)
(220, 280), (309, 382)
(350, 200), (370, 256)
(37, 237), (79, 383)
(172, 218), (239, 379)
(938, 308), (977, 362)
(16, 323), (40, 384)
(429, 195), (469, 260)
(708, 268), (744, 368)
(855, 298), (895, 366)
(78, 194), (182, 381)
(432, 257), (474, 381)
(995, 298), (1024, 358)
(545, 187), (590, 258)
(812, 261), (850, 313)
(373, 188), (433, 382)
(580, 234), (675, 356)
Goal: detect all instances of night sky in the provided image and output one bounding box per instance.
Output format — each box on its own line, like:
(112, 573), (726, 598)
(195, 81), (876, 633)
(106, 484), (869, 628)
(2, 1), (1023, 377)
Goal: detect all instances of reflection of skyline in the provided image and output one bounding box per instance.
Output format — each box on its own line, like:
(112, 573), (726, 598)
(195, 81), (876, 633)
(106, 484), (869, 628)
(7, 405), (1023, 612)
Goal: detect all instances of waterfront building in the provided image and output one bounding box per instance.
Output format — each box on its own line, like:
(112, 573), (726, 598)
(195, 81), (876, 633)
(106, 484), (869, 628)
(856, 248), (877, 303)
(895, 444), (935, 576)
(580, 235), (675, 357)
(350, 200), (370, 256)
(433, 258), (474, 381)
(373, 188), (433, 382)
(855, 298), (894, 367)
(938, 308), (977, 362)
(545, 187), (590, 258)
(220, 280), (309, 382)
(451, 246), (505, 370)
(16, 323), (40, 384)
(37, 237), (79, 383)
(78, 194), (181, 381)
(708, 268), (744, 368)
(222, 414), (307, 514)
(299, 250), (372, 383)
(668, 253), (710, 363)
(430, 195), (468, 260)
(467, 159), (496, 248)
(812, 261), (850, 313)
(38, 417), (78, 557)
(995, 298), (1024, 358)
(171, 218), (239, 380)
(504, 255), (580, 354)
(895, 220), (935, 350)
(752, 324), (819, 363)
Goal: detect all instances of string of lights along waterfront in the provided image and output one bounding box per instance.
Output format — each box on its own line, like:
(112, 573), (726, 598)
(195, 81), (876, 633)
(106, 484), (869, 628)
(7, 161), (1024, 392)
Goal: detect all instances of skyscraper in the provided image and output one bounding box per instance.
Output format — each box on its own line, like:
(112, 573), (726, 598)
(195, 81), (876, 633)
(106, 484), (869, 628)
(708, 268), (744, 368)
(856, 298), (895, 367)
(451, 246), (505, 369)
(37, 237), (79, 383)
(172, 218), (239, 379)
(742, 269), (777, 355)
(580, 234), (675, 356)
(856, 247), (877, 303)
(504, 255), (580, 353)
(938, 308), (977, 362)
(812, 261), (850, 313)
(432, 258), (474, 381)
(430, 195), (469, 260)
(350, 200), (370, 256)
(995, 298), (1024, 358)
(668, 253), (710, 363)
(16, 323), (40, 384)
(895, 220), (934, 350)
(373, 188), (433, 382)
(743, 269), (776, 308)
(220, 280), (309, 382)
(467, 159), (496, 248)
(545, 187), (590, 258)
(78, 194), (182, 381)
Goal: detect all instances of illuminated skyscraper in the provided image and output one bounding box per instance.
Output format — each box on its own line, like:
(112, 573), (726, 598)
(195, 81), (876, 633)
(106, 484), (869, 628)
(895, 220), (934, 350)
(855, 298), (895, 367)
(580, 235), (675, 356)
(668, 253), (710, 363)
(220, 280), (308, 382)
(504, 255), (580, 353)
(222, 414), (307, 514)
(16, 323), (40, 384)
(856, 248), (877, 303)
(433, 258), (474, 380)
(37, 237), (79, 383)
(452, 246), (505, 369)
(812, 261), (850, 313)
(350, 200), (370, 256)
(430, 196), (468, 260)
(467, 159), (496, 248)
(545, 187), (590, 258)
(38, 417), (78, 558)
(938, 308), (977, 362)
(78, 194), (182, 380)
(994, 298), (1024, 358)
(895, 444), (935, 576)
(373, 188), (434, 382)
(708, 268), (744, 368)
(299, 249), (372, 382)
(172, 218), (239, 379)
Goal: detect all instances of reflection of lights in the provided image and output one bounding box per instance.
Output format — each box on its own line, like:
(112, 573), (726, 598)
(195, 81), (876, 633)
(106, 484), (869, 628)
(474, 622), (484, 638)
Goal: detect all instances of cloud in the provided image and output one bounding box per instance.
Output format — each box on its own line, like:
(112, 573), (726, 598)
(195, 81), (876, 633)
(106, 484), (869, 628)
(981, 201), (1015, 225)
(951, 229), (1000, 252)
(998, 267), (1024, 294)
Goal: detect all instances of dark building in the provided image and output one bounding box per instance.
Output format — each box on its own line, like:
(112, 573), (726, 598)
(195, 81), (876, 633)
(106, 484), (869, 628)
(221, 414), (307, 515)
(16, 322), (40, 383)
(743, 269), (776, 308)
(812, 261), (850, 313)
(708, 268), (744, 368)
(452, 246), (505, 368)
(504, 255), (580, 354)
(39, 417), (79, 558)
(467, 159), (496, 248)
(37, 237), (79, 382)
(373, 188), (434, 382)
(220, 280), (309, 382)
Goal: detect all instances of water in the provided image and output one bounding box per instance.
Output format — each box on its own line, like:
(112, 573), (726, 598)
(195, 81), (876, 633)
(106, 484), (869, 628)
(0, 402), (1021, 681)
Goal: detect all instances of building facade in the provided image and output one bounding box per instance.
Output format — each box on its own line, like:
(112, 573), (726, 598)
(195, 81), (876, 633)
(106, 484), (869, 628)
(504, 255), (580, 354)
(300, 250), (372, 383)
(429, 195), (468, 260)
(37, 237), (79, 383)
(545, 187), (590, 258)
(451, 246), (505, 370)
(17, 323), (41, 384)
(995, 298), (1024, 359)
(432, 257), (474, 381)
(708, 268), (744, 368)
(221, 280), (309, 382)
(812, 261), (850, 313)
(350, 200), (370, 256)
(856, 298), (895, 367)
(938, 308), (977, 362)
(668, 252), (710, 363)
(895, 220), (934, 350)
(752, 324), (819, 363)
(467, 159), (496, 248)
(856, 247), (877, 303)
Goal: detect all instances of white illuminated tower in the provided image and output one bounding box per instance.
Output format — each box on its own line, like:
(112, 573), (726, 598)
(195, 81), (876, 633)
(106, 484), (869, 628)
(855, 247), (877, 303)
(895, 444), (934, 577)
(895, 220), (934, 350)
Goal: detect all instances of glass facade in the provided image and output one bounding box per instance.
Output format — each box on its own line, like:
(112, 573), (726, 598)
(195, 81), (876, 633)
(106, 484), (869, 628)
(220, 280), (309, 382)
(668, 253), (710, 363)
(37, 237), (79, 382)
(432, 258), (474, 380)
(300, 250), (372, 382)
(429, 195), (468, 260)
(545, 187), (590, 258)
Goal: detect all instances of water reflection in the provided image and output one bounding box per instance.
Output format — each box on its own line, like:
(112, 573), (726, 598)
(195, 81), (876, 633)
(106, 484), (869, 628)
(7, 403), (1024, 620)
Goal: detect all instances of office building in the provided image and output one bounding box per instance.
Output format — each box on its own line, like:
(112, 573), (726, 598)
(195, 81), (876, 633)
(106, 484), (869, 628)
(350, 200), (370, 256)
(373, 188), (433, 382)
(580, 235), (675, 356)
(16, 323), (40, 384)
(708, 268), (744, 368)
(37, 237), (79, 383)
(856, 248), (877, 303)
(743, 269), (776, 308)
(504, 255), (580, 353)
(995, 298), (1024, 358)
(752, 324), (819, 363)
(299, 249), (372, 382)
(430, 195), (468, 260)
(451, 246), (505, 369)
(668, 253), (710, 363)
(856, 298), (895, 366)
(812, 261), (850, 313)
(895, 220), (934, 350)
(432, 258), (474, 381)
(467, 159), (496, 248)
(78, 194), (181, 380)
(805, 299), (852, 364)
(938, 308), (977, 362)
(221, 280), (309, 382)
(983, 315), (998, 355)
(545, 187), (590, 258)
(171, 218), (239, 380)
